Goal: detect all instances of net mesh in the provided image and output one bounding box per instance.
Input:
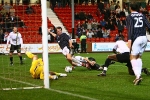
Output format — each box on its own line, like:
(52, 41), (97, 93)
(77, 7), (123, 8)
(0, 3), (46, 90)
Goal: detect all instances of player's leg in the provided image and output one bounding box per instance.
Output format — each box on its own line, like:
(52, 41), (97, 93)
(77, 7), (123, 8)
(62, 46), (76, 67)
(50, 71), (67, 77)
(9, 44), (15, 65)
(98, 54), (117, 76)
(130, 36), (147, 85)
(17, 44), (23, 64)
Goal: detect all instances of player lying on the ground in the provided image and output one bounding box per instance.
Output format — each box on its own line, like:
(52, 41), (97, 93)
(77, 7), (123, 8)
(25, 51), (67, 80)
(71, 55), (114, 70)
(97, 37), (150, 76)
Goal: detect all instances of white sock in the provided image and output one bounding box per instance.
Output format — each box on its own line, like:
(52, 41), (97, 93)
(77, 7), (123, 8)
(104, 67), (108, 71)
(137, 58), (142, 78)
(131, 59), (139, 79)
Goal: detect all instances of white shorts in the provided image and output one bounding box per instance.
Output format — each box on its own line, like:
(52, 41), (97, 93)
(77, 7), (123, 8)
(131, 36), (147, 56)
(62, 46), (70, 56)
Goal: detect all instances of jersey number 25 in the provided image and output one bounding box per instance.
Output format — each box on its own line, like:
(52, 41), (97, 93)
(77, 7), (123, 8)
(134, 17), (143, 28)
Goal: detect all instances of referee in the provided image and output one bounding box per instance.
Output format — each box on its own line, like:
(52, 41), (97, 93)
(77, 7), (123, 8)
(7, 27), (23, 65)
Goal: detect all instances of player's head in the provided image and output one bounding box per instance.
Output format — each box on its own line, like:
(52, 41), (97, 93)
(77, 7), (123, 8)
(116, 36), (124, 41)
(56, 26), (62, 35)
(130, 3), (139, 12)
(88, 57), (96, 62)
(13, 27), (18, 33)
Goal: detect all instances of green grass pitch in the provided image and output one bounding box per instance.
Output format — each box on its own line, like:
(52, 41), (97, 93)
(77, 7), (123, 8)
(0, 52), (150, 100)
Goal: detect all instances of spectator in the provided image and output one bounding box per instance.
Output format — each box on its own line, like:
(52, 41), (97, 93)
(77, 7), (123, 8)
(109, 21), (115, 31)
(80, 32), (87, 53)
(2, 2), (12, 12)
(75, 12), (80, 20)
(87, 13), (93, 20)
(87, 29), (94, 38)
(50, 0), (56, 11)
(97, 27), (103, 38)
(76, 25), (82, 38)
(91, 19), (98, 30)
(16, 0), (20, 5)
(82, 21), (87, 29)
(85, 0), (89, 5)
(0, 29), (4, 43)
(0, 21), (4, 30)
(98, 0), (104, 12)
(57, 0), (61, 8)
(79, 10), (86, 20)
(100, 19), (106, 27)
(117, 20), (124, 33)
(72, 40), (79, 54)
(86, 21), (92, 30)
(25, 5), (34, 14)
(110, 1), (115, 11)
(0, 7), (9, 17)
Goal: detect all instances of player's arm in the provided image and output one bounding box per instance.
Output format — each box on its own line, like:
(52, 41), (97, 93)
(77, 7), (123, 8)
(144, 15), (150, 29)
(20, 34), (23, 47)
(69, 39), (73, 48)
(6, 34), (10, 48)
(48, 29), (56, 37)
(126, 16), (132, 50)
(84, 57), (96, 66)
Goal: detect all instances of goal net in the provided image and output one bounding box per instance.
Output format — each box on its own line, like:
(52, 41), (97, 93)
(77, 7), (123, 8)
(0, 1), (50, 90)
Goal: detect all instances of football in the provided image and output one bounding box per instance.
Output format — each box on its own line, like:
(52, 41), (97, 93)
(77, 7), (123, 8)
(65, 66), (72, 73)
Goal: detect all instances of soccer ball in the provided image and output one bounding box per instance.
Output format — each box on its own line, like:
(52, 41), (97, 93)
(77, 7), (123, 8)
(65, 66), (72, 73)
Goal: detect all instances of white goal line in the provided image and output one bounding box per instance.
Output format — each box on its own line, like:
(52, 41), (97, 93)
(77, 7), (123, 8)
(0, 76), (98, 100)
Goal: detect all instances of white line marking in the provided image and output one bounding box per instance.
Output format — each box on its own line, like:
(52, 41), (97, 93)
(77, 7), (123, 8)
(0, 76), (98, 100)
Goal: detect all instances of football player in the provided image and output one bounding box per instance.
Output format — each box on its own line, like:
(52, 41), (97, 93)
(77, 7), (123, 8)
(25, 51), (67, 80)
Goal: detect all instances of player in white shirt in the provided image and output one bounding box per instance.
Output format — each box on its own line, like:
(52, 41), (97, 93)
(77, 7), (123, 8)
(98, 37), (150, 76)
(71, 56), (102, 70)
(7, 27), (23, 65)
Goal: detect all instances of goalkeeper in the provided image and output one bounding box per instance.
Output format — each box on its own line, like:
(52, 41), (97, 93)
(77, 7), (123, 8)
(25, 51), (67, 80)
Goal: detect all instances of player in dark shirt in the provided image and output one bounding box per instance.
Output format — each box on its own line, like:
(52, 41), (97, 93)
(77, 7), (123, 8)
(48, 26), (75, 67)
(126, 3), (150, 85)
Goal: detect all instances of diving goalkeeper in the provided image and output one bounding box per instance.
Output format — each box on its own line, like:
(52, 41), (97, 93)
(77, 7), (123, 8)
(25, 51), (67, 80)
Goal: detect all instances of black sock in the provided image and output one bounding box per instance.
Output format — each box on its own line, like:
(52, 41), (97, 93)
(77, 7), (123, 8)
(19, 56), (22, 62)
(10, 57), (13, 63)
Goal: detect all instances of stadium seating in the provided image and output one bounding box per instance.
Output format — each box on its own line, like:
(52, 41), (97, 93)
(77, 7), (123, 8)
(13, 4), (54, 43)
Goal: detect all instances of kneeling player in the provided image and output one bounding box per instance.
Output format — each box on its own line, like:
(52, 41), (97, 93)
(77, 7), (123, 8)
(97, 37), (150, 76)
(25, 51), (67, 80)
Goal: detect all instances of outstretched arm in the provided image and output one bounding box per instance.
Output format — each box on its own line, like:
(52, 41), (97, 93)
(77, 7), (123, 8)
(48, 29), (57, 37)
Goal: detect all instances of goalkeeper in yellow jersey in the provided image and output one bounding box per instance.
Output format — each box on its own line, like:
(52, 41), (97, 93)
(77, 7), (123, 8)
(25, 51), (67, 80)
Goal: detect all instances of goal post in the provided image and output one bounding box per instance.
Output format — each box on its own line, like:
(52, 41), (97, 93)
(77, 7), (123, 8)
(41, 0), (50, 89)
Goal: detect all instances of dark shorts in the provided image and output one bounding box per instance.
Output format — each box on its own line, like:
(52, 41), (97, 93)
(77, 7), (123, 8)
(116, 52), (130, 63)
(10, 44), (21, 53)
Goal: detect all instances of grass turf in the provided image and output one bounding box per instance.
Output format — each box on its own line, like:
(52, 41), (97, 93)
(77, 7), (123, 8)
(0, 52), (150, 100)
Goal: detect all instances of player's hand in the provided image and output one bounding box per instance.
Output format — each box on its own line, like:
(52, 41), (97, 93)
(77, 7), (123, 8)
(90, 61), (96, 66)
(48, 29), (51, 33)
(70, 45), (74, 48)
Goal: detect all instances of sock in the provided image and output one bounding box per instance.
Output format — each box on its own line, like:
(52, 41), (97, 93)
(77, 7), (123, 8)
(131, 59), (139, 79)
(137, 58), (142, 78)
(103, 67), (108, 73)
(25, 51), (35, 59)
(19, 56), (22, 62)
(10, 57), (13, 63)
